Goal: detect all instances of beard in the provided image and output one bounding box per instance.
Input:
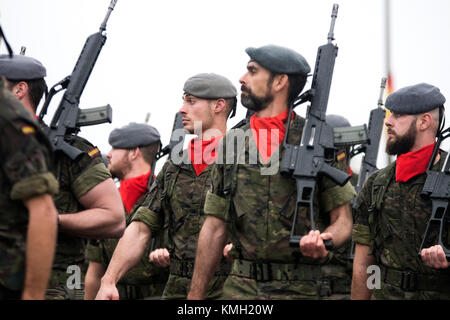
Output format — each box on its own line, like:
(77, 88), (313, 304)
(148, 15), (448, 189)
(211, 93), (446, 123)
(385, 120), (417, 155)
(240, 85), (274, 112)
(109, 156), (132, 180)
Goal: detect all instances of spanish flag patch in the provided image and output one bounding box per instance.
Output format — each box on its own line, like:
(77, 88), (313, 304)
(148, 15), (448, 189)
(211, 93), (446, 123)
(88, 147), (100, 158)
(21, 125), (35, 135)
(337, 151), (346, 162)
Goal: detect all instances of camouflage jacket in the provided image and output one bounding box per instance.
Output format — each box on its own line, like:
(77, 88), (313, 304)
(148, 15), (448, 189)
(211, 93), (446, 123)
(0, 78), (59, 291)
(132, 152), (227, 261)
(86, 187), (169, 286)
(353, 152), (450, 276)
(49, 134), (111, 271)
(204, 113), (356, 264)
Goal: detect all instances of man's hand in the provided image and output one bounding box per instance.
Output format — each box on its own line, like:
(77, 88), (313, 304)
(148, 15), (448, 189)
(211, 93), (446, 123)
(421, 245), (450, 269)
(149, 248), (170, 268)
(223, 243), (233, 263)
(299, 230), (332, 259)
(95, 280), (119, 300)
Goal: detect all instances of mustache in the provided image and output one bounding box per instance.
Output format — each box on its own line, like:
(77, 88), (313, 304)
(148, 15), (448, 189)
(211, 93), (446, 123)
(241, 85), (250, 93)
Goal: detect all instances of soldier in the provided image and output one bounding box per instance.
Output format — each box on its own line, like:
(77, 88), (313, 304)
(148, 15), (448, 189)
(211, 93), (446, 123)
(351, 83), (450, 299)
(0, 51), (59, 299)
(0, 54), (125, 300)
(187, 45), (356, 300)
(95, 73), (237, 300)
(84, 122), (169, 300)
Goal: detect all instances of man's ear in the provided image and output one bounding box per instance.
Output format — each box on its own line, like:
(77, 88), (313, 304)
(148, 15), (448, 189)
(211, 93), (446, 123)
(12, 81), (28, 100)
(128, 148), (140, 161)
(212, 98), (226, 114)
(418, 113), (433, 131)
(272, 74), (289, 93)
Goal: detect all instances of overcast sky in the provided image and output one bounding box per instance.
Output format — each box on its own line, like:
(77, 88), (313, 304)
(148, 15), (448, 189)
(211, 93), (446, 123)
(1, 0), (449, 173)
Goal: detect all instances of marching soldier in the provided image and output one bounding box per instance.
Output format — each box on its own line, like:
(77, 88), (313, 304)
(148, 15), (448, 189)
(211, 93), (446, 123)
(351, 83), (450, 299)
(84, 122), (169, 300)
(0, 53), (125, 300)
(0, 44), (58, 299)
(96, 73), (237, 300)
(188, 45), (355, 300)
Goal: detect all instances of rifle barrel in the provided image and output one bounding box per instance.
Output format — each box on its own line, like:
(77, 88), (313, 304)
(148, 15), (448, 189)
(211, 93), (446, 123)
(100, 0), (118, 32)
(327, 4), (339, 43)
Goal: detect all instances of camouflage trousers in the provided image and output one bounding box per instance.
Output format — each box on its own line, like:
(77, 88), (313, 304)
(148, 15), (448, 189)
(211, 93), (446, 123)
(220, 260), (351, 300)
(162, 274), (228, 300)
(373, 283), (450, 300)
(45, 265), (86, 300)
(117, 278), (167, 300)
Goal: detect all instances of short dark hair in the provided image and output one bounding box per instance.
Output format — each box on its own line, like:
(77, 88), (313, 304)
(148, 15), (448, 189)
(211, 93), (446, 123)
(287, 73), (308, 106)
(7, 78), (47, 112)
(225, 97), (237, 118)
(139, 141), (161, 165)
(267, 72), (308, 107)
(208, 97), (237, 119)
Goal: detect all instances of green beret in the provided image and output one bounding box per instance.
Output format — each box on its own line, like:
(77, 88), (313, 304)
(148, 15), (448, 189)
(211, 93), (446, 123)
(386, 83), (446, 114)
(0, 54), (46, 80)
(109, 122), (161, 149)
(245, 44), (311, 75)
(183, 73), (237, 99)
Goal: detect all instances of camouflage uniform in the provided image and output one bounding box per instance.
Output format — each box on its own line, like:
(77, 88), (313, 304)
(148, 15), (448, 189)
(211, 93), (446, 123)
(132, 151), (231, 300)
(352, 153), (450, 299)
(0, 78), (59, 299)
(45, 134), (112, 300)
(85, 193), (169, 300)
(322, 149), (355, 299)
(204, 114), (356, 300)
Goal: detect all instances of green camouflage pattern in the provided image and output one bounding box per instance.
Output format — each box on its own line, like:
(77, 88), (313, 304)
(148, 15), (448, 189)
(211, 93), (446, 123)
(205, 113), (356, 299)
(325, 148), (356, 297)
(45, 134), (111, 299)
(353, 151), (450, 299)
(85, 193), (169, 300)
(222, 274), (349, 300)
(0, 78), (59, 292)
(162, 274), (228, 300)
(132, 152), (230, 299)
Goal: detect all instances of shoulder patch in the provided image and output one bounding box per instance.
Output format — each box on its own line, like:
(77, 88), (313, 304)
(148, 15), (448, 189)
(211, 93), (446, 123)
(337, 151), (346, 162)
(88, 147), (100, 158)
(21, 125), (36, 135)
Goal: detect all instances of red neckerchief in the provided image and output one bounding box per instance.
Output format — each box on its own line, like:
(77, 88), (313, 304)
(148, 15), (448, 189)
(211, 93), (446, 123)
(250, 110), (291, 163)
(396, 142), (436, 182)
(119, 171), (151, 214)
(188, 136), (223, 176)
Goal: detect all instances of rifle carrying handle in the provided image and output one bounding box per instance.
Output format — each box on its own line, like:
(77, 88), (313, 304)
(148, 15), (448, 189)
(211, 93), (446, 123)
(289, 236), (334, 251)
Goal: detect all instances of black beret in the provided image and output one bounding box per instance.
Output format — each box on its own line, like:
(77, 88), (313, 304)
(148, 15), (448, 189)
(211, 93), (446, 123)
(326, 114), (351, 128)
(0, 54), (46, 80)
(245, 44), (311, 75)
(183, 73), (237, 99)
(109, 122), (161, 149)
(385, 83), (446, 114)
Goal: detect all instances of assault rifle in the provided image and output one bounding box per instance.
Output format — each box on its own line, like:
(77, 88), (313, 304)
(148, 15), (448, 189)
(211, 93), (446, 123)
(348, 77), (387, 260)
(419, 127), (450, 261)
(280, 4), (349, 249)
(38, 0), (118, 160)
(156, 112), (186, 161)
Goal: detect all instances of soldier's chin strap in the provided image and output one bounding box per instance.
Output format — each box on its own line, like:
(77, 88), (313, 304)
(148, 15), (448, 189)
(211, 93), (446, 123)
(0, 24), (13, 58)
